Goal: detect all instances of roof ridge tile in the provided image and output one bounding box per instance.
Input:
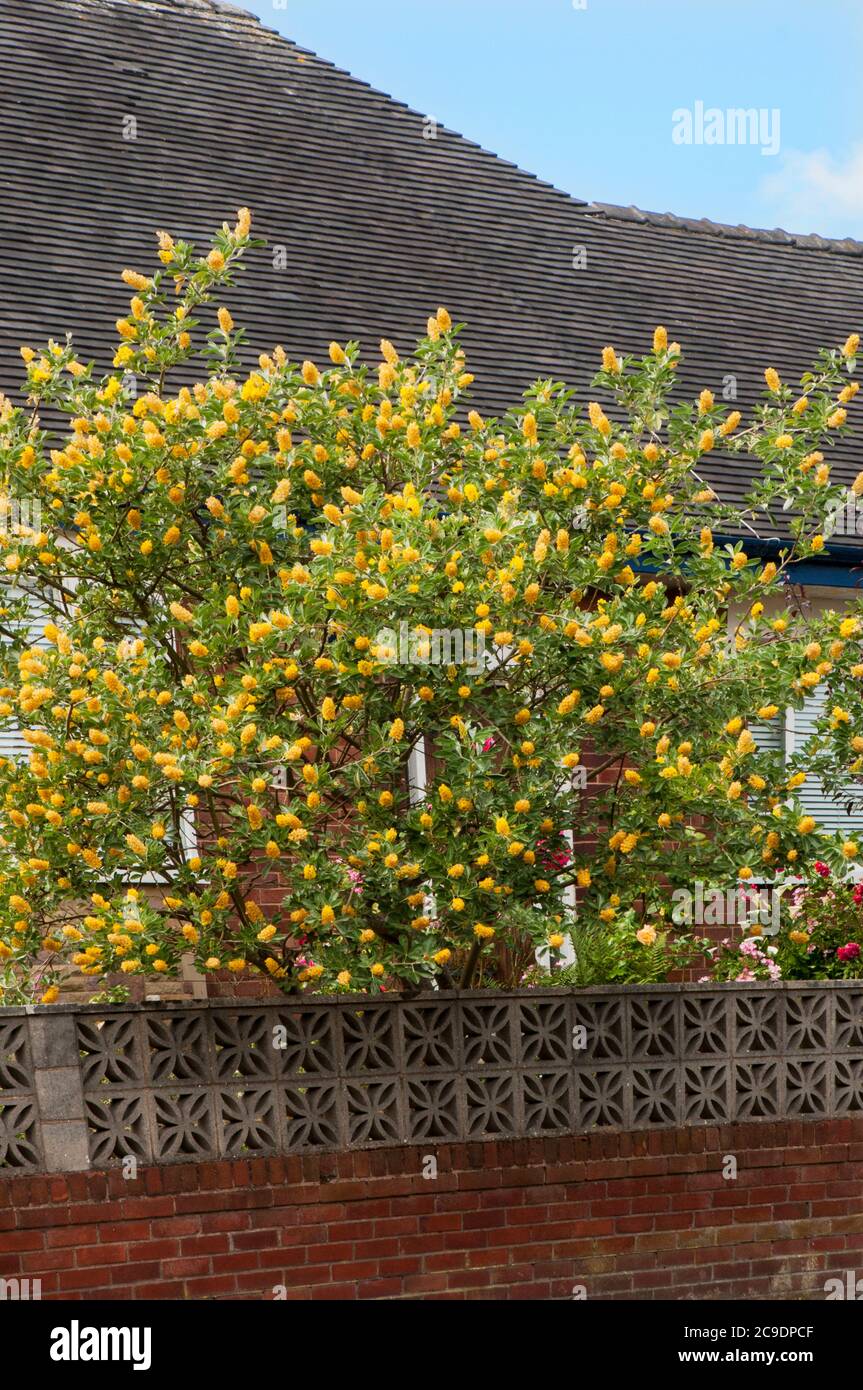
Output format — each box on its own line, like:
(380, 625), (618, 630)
(584, 201), (863, 257)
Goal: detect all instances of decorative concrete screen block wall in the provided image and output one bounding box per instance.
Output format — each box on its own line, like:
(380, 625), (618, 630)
(2, 982), (863, 1174)
(0, 1017), (42, 1169)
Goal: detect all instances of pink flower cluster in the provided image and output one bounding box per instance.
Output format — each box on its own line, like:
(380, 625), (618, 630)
(345, 866), (364, 893)
(736, 936), (781, 982)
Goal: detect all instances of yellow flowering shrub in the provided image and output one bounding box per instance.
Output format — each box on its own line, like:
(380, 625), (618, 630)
(0, 214), (861, 997)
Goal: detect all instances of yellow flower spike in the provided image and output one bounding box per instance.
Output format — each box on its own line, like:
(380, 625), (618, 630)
(121, 269), (151, 292)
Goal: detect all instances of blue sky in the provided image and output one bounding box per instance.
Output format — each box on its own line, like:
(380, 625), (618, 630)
(242, 0), (863, 239)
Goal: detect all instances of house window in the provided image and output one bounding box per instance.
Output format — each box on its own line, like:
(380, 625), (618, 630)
(754, 694), (863, 834)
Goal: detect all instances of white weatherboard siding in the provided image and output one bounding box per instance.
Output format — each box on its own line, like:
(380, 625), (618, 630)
(0, 726), (29, 762)
(737, 585), (863, 834)
(794, 689), (863, 834)
(753, 700), (863, 833)
(0, 587), (200, 872)
(0, 584), (54, 763)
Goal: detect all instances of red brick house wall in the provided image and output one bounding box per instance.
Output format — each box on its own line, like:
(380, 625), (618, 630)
(3, 1119), (861, 1300)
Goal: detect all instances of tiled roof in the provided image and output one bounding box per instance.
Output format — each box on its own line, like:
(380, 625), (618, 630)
(1, 0), (861, 551)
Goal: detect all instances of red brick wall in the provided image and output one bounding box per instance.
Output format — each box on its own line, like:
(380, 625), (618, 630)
(3, 1119), (861, 1300)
